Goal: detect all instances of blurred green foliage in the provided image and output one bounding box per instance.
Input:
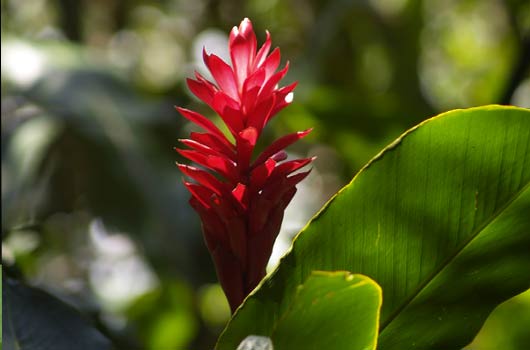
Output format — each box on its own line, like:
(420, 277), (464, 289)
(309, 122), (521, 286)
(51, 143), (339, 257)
(466, 289), (530, 350)
(1, 0), (529, 349)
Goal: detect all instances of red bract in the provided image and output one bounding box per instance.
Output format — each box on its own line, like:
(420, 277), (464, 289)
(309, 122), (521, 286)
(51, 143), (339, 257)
(176, 18), (313, 313)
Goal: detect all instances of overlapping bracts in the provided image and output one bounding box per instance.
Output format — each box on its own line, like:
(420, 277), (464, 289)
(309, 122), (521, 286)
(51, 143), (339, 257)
(176, 18), (313, 312)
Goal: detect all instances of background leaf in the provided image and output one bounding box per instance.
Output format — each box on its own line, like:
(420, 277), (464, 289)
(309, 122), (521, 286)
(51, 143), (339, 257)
(218, 105), (530, 349)
(466, 288), (530, 349)
(2, 275), (112, 350)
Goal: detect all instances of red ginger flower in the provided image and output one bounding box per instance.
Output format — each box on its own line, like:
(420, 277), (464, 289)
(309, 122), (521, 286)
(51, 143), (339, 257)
(176, 18), (313, 312)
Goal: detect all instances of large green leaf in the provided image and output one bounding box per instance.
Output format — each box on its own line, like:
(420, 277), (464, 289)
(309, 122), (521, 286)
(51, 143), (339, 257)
(217, 105), (530, 349)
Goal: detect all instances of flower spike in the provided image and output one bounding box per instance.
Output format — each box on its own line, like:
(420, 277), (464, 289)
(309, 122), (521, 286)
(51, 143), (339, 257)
(176, 18), (313, 312)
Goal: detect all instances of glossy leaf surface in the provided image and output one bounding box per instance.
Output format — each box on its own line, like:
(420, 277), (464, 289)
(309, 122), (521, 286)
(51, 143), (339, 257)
(228, 271), (381, 350)
(218, 105), (530, 349)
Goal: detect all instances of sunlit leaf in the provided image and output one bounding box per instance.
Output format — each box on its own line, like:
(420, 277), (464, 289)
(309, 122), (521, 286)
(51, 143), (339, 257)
(224, 271), (381, 350)
(218, 105), (530, 349)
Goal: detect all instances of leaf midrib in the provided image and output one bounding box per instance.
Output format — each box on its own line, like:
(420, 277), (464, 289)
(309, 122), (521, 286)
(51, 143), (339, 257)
(379, 179), (530, 333)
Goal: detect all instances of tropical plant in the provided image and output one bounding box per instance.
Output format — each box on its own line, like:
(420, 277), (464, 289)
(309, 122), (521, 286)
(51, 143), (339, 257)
(2, 11), (529, 350)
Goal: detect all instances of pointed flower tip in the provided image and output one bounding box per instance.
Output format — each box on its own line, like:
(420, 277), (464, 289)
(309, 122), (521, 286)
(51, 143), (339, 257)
(271, 150), (288, 162)
(202, 47), (210, 64)
(176, 162), (189, 171)
(297, 128), (313, 137)
(231, 18), (254, 40)
(240, 18), (253, 32)
(175, 148), (185, 157)
(284, 92), (294, 104)
(230, 26), (239, 40)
